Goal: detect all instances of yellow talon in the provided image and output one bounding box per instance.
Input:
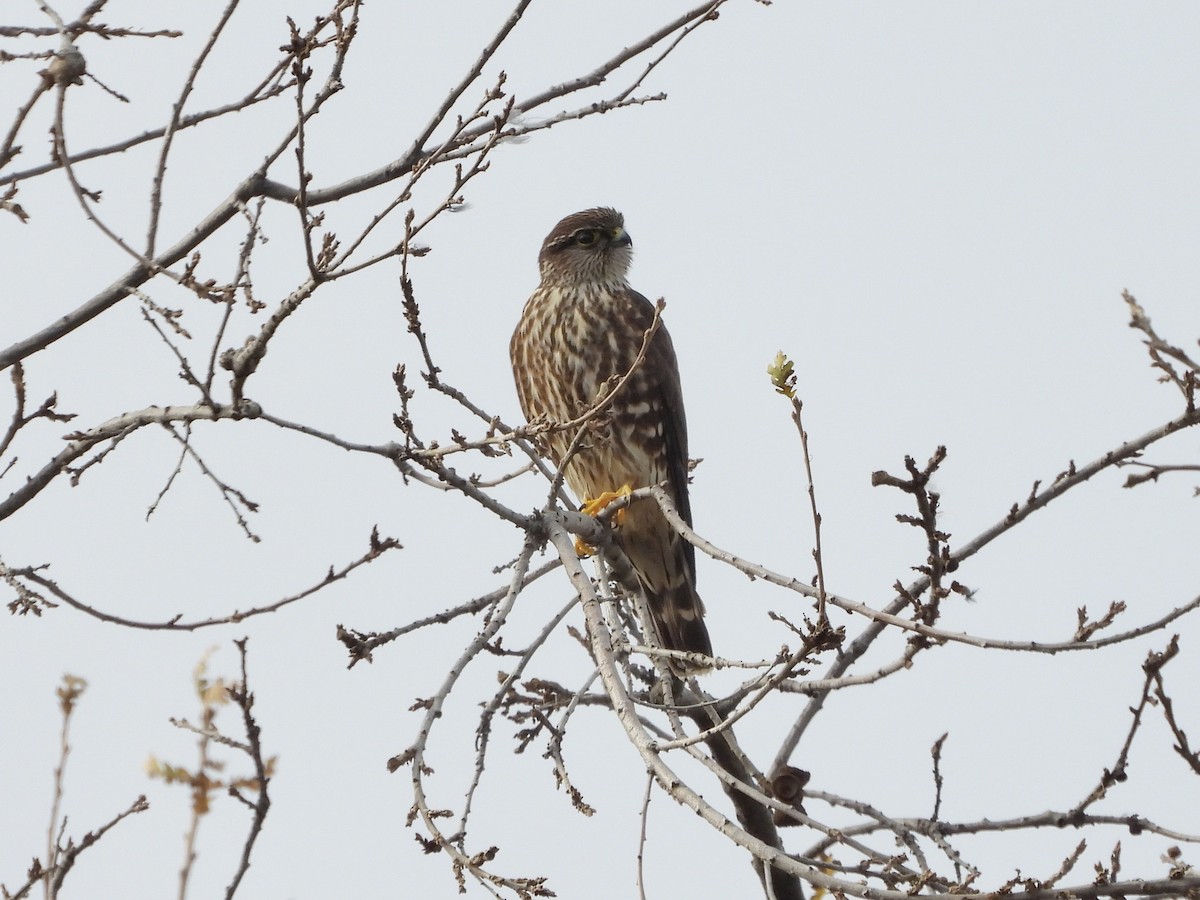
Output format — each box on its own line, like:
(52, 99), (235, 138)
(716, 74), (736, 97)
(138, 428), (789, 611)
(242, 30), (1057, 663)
(581, 484), (634, 521)
(574, 484), (634, 557)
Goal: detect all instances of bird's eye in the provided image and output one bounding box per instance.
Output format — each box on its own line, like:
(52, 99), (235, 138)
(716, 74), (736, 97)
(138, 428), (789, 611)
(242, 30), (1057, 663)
(574, 230), (597, 246)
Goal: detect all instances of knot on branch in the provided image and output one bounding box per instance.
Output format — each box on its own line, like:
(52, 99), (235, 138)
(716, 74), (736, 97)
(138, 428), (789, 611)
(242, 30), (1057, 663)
(767, 765), (810, 826)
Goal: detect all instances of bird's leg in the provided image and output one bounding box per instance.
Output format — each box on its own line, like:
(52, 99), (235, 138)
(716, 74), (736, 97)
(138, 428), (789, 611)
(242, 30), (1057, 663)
(573, 484), (634, 557)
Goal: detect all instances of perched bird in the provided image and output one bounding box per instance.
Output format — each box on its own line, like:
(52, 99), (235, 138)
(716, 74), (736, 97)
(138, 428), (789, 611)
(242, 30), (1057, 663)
(510, 207), (713, 674)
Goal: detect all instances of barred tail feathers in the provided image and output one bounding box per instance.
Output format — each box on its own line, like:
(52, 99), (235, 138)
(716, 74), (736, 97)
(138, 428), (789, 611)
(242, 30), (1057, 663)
(644, 579), (712, 674)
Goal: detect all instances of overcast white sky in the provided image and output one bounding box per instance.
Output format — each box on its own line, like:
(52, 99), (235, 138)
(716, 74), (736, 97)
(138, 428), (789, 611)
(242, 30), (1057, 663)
(2, 2), (1199, 898)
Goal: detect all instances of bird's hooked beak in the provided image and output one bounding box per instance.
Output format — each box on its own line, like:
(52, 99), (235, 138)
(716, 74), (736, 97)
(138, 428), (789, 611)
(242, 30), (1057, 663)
(611, 226), (632, 248)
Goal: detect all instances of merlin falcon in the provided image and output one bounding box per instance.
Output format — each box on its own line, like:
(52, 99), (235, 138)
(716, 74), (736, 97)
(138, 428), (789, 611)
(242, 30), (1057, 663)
(510, 208), (713, 673)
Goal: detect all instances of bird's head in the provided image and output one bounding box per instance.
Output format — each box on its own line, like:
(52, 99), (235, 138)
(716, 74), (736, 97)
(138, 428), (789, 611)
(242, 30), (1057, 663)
(537, 207), (633, 287)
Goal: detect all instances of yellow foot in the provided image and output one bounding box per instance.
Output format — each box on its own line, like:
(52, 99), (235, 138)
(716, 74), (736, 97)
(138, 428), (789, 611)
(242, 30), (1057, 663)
(574, 484), (634, 557)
